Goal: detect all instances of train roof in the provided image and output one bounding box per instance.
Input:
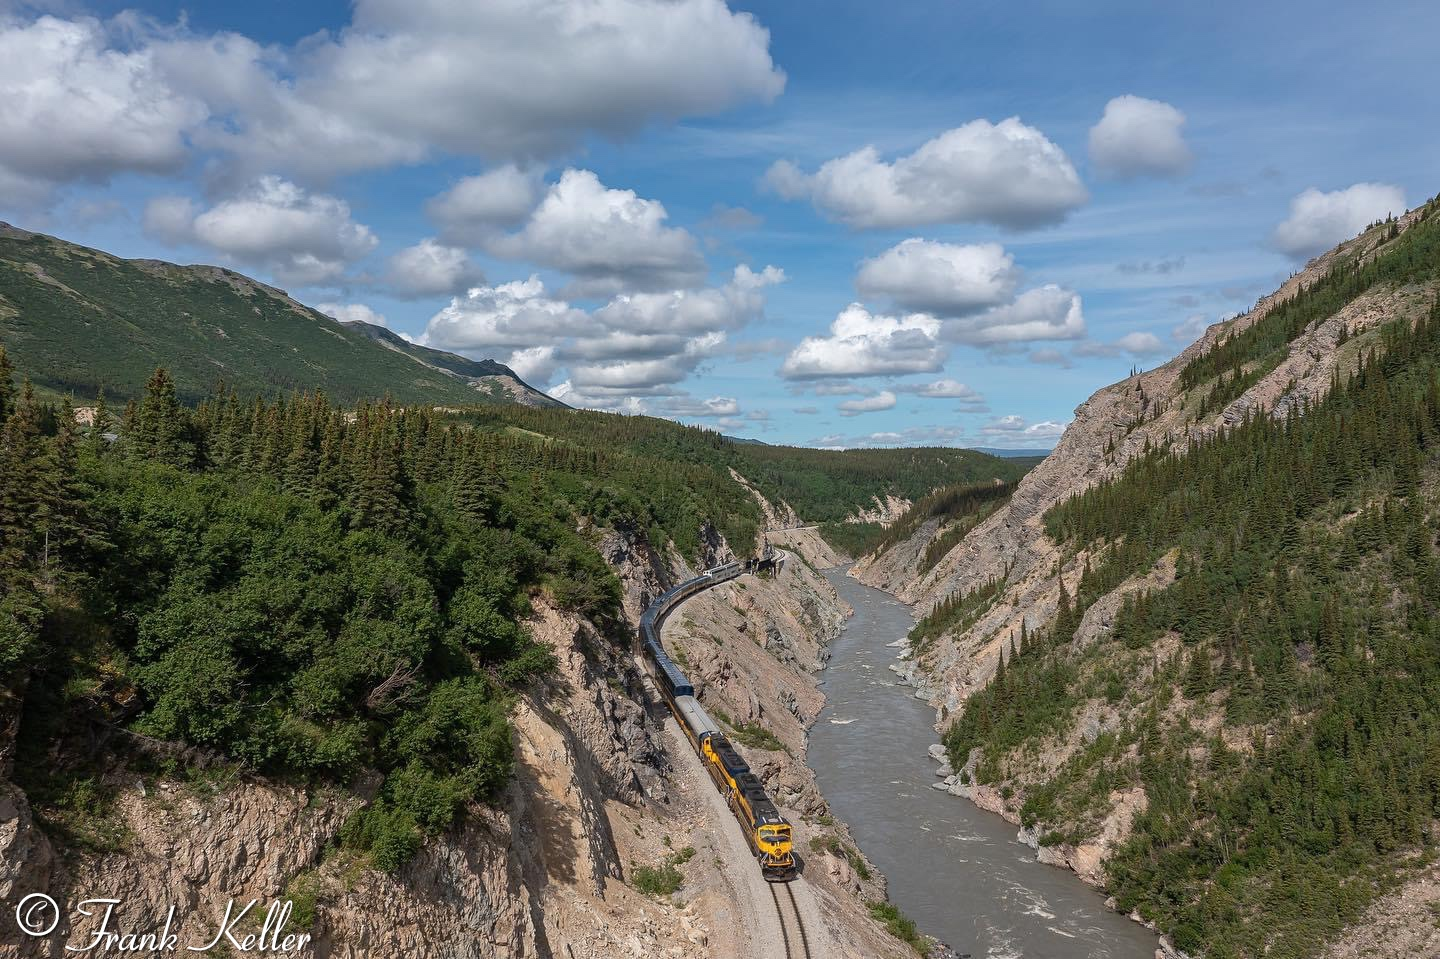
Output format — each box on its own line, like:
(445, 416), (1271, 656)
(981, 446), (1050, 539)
(750, 799), (786, 826)
(673, 695), (718, 737)
(710, 735), (750, 777)
(735, 771), (786, 825)
(648, 643), (693, 696)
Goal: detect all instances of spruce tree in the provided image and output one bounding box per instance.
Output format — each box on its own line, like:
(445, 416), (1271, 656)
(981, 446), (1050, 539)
(0, 346), (13, 423)
(0, 380), (45, 575)
(134, 368), (192, 467)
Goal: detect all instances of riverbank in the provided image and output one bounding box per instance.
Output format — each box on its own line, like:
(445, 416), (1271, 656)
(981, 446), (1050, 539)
(807, 566), (1160, 959)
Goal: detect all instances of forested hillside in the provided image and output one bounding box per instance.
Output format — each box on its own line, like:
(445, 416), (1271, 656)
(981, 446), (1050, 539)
(0, 360), (620, 870)
(445, 403), (1027, 544)
(0, 331), (1021, 874)
(939, 198), (1440, 957)
(0, 223), (546, 406)
(739, 444), (1027, 525)
(822, 478), (1017, 565)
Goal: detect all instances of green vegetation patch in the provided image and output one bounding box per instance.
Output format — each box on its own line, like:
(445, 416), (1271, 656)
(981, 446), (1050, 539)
(0, 231), (490, 406)
(944, 201), (1440, 959)
(866, 900), (927, 954)
(631, 846), (696, 898)
(2, 366), (622, 873)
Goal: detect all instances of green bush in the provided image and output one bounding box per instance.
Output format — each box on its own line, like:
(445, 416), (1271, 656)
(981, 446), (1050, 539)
(340, 803), (422, 873)
(867, 901), (926, 953)
(632, 863), (684, 897)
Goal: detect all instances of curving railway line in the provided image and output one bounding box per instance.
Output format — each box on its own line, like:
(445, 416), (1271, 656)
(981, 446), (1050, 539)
(639, 556), (815, 956)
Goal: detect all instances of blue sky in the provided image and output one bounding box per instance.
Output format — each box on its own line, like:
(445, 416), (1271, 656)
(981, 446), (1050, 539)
(3, 0), (1437, 448)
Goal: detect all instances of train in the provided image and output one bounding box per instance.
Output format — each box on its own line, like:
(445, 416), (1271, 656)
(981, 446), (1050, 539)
(639, 560), (797, 882)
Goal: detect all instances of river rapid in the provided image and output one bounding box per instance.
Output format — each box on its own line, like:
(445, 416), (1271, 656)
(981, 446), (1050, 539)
(807, 567), (1160, 959)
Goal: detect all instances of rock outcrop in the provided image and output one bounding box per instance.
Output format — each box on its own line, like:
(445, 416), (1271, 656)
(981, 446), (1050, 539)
(862, 205), (1437, 712)
(0, 506), (914, 959)
(855, 205), (1440, 958)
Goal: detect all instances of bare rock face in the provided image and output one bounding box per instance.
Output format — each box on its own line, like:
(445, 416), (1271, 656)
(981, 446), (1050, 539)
(1318, 860), (1440, 959)
(0, 505), (916, 959)
(854, 207), (1438, 956)
(844, 494), (911, 526)
(849, 515), (943, 595)
(0, 596), (679, 959)
(729, 469), (800, 530)
(0, 785), (56, 922)
(865, 206), (1437, 719)
(598, 521), (675, 622)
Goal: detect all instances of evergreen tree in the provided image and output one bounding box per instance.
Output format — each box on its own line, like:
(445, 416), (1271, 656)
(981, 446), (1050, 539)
(0, 346), (13, 423)
(133, 368), (193, 467)
(88, 388), (113, 458)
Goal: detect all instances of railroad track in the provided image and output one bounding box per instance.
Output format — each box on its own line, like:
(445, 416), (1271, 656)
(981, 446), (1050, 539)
(770, 881), (812, 959)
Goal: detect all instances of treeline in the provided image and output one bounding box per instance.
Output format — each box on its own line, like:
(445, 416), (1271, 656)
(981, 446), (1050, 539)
(945, 285), (1440, 956)
(458, 403), (1028, 536)
(822, 479), (1017, 561)
(736, 444), (1026, 525)
(0, 361), (652, 870)
(1182, 196), (1440, 418)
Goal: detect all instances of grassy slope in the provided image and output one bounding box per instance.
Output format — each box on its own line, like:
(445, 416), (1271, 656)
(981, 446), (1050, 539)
(0, 225), (497, 406)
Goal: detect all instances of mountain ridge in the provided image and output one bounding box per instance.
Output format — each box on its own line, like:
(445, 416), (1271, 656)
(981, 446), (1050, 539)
(0, 222), (554, 407)
(855, 195), (1440, 958)
(340, 318), (565, 408)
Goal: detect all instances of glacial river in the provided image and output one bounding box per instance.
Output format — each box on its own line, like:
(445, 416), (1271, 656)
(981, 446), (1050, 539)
(807, 567), (1159, 959)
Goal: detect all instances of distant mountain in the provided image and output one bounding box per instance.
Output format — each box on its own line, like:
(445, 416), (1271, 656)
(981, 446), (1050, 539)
(968, 446), (1054, 459)
(341, 320), (563, 408)
(0, 222), (554, 407)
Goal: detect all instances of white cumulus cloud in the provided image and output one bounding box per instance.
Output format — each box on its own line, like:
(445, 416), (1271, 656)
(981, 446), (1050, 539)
(1272, 183), (1406, 259)
(856, 240), (1020, 317)
(2, 1), (784, 192)
(838, 391), (897, 416)
(763, 118), (1087, 230)
(427, 165), (543, 242)
(384, 239), (484, 299)
(980, 414), (1067, 447)
(0, 15), (207, 206)
(422, 276), (591, 353)
(487, 169), (707, 294)
(593, 265), (783, 335)
(1075, 331), (1168, 358)
(940, 285), (1085, 345)
(1088, 95), (1192, 179)
(143, 177), (378, 287)
(656, 395), (742, 418)
(506, 346), (559, 385)
(894, 379), (986, 409)
(781, 306), (946, 379)
(423, 265), (781, 398)
(290, 0), (785, 164)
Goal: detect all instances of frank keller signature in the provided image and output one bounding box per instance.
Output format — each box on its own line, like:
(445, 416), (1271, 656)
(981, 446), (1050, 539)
(13, 895), (313, 953)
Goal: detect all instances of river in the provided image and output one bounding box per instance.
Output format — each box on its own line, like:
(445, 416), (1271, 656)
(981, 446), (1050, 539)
(807, 567), (1159, 959)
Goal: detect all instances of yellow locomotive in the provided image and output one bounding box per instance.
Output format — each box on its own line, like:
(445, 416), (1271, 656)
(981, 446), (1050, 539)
(642, 564), (797, 881)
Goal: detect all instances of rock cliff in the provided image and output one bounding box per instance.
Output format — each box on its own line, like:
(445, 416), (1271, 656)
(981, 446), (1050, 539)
(855, 204), (1440, 958)
(0, 513), (910, 958)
